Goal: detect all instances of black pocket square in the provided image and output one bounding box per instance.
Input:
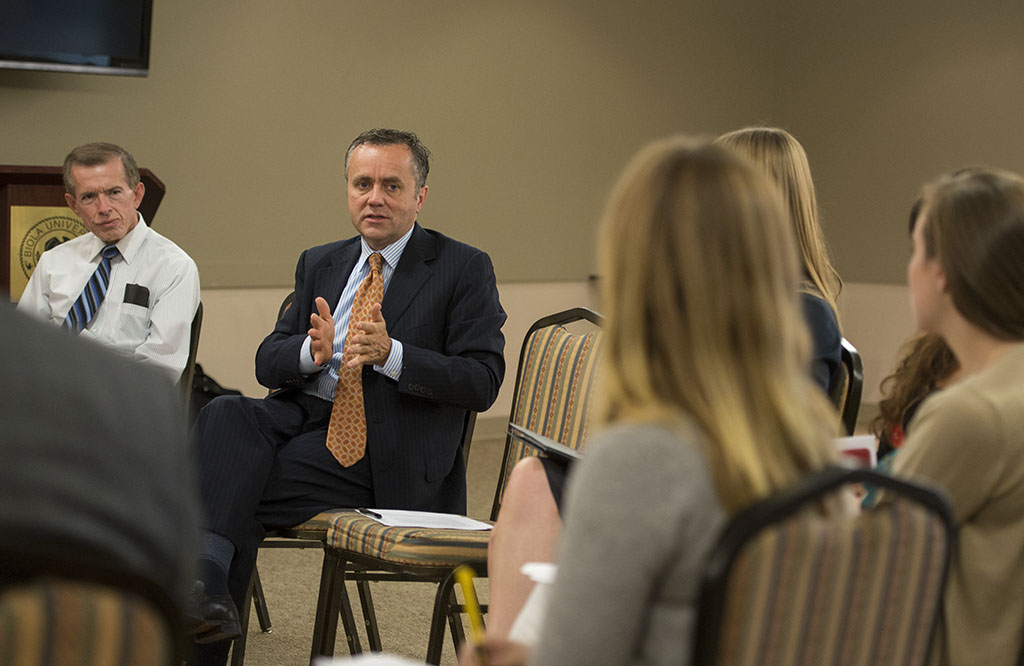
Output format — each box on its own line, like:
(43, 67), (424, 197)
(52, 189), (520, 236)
(124, 283), (150, 307)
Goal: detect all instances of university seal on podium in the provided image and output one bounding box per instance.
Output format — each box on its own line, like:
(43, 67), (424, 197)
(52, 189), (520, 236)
(19, 215), (87, 277)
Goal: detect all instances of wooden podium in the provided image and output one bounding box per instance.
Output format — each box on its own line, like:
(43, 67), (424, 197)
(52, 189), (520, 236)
(0, 166), (165, 301)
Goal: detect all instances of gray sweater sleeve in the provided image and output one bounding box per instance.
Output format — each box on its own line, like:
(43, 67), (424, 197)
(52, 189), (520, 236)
(529, 420), (725, 666)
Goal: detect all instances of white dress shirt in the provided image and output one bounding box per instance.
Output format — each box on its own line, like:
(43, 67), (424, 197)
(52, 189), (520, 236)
(17, 215), (201, 383)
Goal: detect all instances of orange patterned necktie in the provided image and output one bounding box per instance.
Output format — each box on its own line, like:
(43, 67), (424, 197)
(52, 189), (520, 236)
(325, 252), (384, 466)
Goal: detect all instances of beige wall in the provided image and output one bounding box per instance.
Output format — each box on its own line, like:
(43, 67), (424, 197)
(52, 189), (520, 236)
(5, 2), (1022, 288)
(774, 0), (1024, 283)
(0, 0), (774, 287)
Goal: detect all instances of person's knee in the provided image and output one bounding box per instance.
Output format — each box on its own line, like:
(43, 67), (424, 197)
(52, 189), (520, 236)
(202, 394), (249, 417)
(193, 394), (246, 429)
(500, 457), (557, 523)
(490, 457), (562, 567)
(506, 456), (548, 497)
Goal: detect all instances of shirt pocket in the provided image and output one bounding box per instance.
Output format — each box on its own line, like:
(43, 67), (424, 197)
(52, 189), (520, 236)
(115, 301), (151, 348)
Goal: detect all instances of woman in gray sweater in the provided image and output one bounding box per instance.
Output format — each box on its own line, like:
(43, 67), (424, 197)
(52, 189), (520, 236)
(487, 127), (844, 641)
(463, 137), (837, 666)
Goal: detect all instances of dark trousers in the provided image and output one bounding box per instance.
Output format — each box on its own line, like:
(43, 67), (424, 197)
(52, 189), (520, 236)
(189, 391), (375, 666)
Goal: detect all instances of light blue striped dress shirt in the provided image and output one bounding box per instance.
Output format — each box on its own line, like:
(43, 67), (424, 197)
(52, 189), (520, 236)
(300, 225), (413, 401)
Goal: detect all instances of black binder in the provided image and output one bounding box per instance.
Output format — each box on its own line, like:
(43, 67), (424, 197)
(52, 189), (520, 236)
(507, 422), (582, 464)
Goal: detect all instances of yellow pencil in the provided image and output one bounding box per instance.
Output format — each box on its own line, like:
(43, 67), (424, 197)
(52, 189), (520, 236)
(455, 564), (488, 665)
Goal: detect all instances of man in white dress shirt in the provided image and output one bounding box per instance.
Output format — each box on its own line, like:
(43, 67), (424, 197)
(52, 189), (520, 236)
(18, 142), (200, 384)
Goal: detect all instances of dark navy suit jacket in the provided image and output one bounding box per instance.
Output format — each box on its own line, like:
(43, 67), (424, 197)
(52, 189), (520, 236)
(254, 224), (506, 514)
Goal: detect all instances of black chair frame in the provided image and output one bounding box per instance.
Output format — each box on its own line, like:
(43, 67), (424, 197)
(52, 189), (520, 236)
(831, 337), (864, 436)
(180, 301), (203, 390)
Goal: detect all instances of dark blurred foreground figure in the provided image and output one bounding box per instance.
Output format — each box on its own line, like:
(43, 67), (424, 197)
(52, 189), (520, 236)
(0, 302), (200, 610)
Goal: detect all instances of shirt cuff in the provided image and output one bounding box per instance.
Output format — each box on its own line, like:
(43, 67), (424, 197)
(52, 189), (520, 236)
(299, 336), (328, 375)
(375, 339), (403, 380)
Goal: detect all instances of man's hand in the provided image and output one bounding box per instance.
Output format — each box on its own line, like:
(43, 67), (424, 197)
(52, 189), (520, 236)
(308, 297), (335, 366)
(345, 303), (392, 367)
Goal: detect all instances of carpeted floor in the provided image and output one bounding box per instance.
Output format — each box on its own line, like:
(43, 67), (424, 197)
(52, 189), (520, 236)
(230, 431), (504, 666)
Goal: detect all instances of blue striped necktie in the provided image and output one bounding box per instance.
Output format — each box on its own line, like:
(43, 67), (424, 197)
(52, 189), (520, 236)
(63, 245), (120, 333)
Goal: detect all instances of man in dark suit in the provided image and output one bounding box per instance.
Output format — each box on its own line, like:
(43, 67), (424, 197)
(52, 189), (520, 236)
(188, 129), (506, 655)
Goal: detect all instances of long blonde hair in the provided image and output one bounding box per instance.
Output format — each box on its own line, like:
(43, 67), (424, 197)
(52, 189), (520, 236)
(716, 127), (843, 319)
(596, 137), (836, 512)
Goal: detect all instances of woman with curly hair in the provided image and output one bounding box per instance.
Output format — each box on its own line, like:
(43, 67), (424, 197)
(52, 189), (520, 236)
(889, 167), (1024, 665)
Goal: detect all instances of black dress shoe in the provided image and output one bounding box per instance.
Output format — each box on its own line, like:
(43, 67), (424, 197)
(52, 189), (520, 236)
(186, 580), (241, 644)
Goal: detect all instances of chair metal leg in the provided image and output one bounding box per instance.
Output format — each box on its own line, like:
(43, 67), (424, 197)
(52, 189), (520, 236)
(229, 571), (256, 666)
(426, 570), (461, 665)
(311, 550), (362, 660)
(337, 571), (361, 656)
(251, 567), (272, 633)
(311, 549), (340, 658)
(446, 583), (467, 655)
(356, 579), (383, 652)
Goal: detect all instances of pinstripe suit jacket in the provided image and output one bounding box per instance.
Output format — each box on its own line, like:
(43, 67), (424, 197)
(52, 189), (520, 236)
(254, 224), (506, 514)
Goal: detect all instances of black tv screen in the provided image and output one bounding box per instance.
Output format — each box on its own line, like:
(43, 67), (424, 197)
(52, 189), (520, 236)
(0, 0), (153, 77)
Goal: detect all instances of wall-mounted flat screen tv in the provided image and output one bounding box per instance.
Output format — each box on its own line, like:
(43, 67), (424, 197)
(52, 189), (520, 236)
(0, 0), (153, 77)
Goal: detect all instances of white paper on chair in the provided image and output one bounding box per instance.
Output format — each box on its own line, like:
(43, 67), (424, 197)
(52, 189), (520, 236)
(358, 508), (492, 530)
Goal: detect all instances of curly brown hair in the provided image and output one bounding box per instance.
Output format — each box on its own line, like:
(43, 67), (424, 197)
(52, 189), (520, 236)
(871, 333), (958, 457)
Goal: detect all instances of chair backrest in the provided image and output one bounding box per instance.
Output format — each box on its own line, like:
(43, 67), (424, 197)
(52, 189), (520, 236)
(277, 290), (295, 321)
(693, 466), (954, 666)
(828, 337), (864, 436)
(179, 300), (204, 393)
(460, 410), (478, 467)
(490, 307), (603, 520)
(0, 549), (183, 666)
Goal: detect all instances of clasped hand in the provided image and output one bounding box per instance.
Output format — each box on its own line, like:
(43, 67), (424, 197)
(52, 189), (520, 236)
(309, 296), (392, 367)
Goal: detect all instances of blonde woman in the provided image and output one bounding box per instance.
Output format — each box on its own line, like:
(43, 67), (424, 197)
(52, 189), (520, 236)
(484, 128), (843, 640)
(888, 167), (1024, 665)
(715, 127), (843, 392)
(465, 137), (836, 666)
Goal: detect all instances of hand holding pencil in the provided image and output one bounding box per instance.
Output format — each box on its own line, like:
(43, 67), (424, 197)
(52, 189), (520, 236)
(455, 565), (488, 666)
(455, 564), (531, 666)
(457, 638), (531, 666)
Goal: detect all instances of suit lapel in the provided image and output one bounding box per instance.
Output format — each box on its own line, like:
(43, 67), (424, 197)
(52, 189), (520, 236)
(382, 224), (436, 326)
(314, 239), (361, 310)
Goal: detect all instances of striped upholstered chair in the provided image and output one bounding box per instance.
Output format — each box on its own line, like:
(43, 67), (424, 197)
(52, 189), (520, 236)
(308, 307), (603, 664)
(0, 549), (183, 666)
(693, 466), (954, 666)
